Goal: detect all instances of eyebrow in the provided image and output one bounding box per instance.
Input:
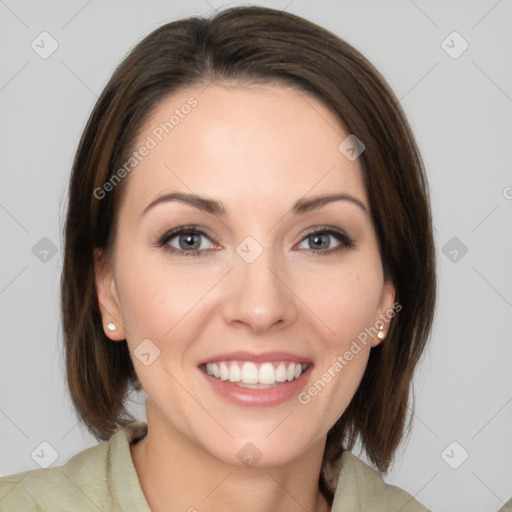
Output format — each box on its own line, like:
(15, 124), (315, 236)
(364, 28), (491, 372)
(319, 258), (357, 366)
(141, 191), (368, 218)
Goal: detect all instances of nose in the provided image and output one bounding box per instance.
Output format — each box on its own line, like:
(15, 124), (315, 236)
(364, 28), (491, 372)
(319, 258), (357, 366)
(221, 245), (298, 333)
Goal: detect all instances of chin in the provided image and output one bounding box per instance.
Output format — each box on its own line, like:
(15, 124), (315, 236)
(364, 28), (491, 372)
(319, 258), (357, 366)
(196, 427), (319, 470)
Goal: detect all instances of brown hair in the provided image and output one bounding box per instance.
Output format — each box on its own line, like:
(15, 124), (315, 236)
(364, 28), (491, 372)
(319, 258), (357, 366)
(61, 5), (436, 503)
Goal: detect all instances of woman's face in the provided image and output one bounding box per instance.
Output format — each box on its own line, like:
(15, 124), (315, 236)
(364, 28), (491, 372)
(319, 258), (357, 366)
(96, 82), (395, 467)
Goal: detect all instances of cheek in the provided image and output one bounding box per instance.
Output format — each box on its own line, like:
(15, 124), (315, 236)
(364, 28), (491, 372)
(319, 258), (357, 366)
(114, 245), (222, 341)
(299, 261), (384, 341)
(306, 263), (382, 416)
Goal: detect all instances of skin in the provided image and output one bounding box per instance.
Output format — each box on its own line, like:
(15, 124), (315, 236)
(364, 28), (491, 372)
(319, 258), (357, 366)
(95, 82), (395, 512)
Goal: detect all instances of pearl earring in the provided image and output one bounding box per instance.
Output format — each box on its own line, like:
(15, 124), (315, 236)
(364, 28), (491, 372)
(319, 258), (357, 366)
(107, 322), (117, 332)
(377, 324), (385, 340)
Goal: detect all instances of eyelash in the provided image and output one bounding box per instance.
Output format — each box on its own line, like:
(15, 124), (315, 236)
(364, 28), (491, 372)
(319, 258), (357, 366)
(154, 224), (354, 258)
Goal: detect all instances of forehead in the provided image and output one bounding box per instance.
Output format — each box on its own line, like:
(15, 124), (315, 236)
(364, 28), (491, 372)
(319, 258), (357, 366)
(122, 83), (368, 218)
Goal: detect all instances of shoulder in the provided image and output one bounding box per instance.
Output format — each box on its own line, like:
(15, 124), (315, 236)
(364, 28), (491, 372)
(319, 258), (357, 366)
(332, 451), (430, 512)
(0, 439), (111, 512)
(0, 421), (149, 512)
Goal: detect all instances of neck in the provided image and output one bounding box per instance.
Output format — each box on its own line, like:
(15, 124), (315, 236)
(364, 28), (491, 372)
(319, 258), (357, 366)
(130, 406), (331, 512)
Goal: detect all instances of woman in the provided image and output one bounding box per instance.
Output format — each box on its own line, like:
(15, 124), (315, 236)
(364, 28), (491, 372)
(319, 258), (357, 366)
(0, 5), (436, 511)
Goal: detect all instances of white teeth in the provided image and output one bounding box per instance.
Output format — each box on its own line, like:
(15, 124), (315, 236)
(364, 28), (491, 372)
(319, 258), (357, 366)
(219, 362), (229, 381)
(259, 362), (275, 385)
(204, 361), (308, 385)
(241, 362), (259, 384)
(275, 362), (287, 382)
(286, 363), (295, 381)
(228, 363), (241, 382)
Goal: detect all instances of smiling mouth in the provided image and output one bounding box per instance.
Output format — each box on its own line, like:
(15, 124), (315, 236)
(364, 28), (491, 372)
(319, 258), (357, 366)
(200, 360), (311, 388)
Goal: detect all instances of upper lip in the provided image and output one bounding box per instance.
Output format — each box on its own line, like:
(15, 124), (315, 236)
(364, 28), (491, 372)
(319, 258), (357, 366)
(198, 351), (312, 366)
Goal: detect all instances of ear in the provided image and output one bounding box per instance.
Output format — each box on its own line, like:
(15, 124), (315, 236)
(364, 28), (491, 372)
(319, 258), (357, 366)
(370, 279), (396, 348)
(94, 248), (126, 341)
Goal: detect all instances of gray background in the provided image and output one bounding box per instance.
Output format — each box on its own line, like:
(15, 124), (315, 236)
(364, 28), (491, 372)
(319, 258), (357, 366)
(1, 1), (511, 511)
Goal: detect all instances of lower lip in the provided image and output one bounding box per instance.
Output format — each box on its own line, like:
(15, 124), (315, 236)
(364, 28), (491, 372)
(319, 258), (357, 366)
(199, 365), (313, 407)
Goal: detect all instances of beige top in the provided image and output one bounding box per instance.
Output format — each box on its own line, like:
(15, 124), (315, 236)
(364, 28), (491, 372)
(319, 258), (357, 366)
(0, 421), (429, 511)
